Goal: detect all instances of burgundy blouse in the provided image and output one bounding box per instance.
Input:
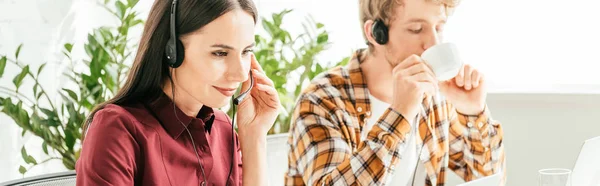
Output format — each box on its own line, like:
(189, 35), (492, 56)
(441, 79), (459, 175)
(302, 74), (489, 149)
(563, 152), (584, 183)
(76, 93), (242, 185)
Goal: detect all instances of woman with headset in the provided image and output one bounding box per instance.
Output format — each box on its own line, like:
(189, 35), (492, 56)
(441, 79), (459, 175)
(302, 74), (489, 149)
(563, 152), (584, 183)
(76, 0), (279, 185)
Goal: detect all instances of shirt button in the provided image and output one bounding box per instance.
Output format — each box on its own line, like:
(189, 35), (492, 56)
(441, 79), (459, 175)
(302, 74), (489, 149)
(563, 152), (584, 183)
(484, 147), (490, 151)
(357, 107), (363, 112)
(467, 122), (473, 128)
(200, 146), (206, 151)
(478, 122), (484, 128)
(366, 111), (372, 116)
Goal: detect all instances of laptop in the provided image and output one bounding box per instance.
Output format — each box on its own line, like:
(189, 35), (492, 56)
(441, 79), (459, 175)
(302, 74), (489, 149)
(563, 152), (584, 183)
(456, 173), (502, 186)
(569, 136), (600, 186)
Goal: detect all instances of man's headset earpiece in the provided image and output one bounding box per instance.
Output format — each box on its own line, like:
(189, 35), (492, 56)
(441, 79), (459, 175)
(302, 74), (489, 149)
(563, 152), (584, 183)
(371, 19), (389, 45)
(165, 0), (184, 68)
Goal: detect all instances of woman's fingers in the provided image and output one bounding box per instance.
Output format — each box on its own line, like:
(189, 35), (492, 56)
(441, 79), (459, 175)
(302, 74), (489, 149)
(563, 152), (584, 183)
(252, 69), (274, 87)
(255, 84), (279, 109)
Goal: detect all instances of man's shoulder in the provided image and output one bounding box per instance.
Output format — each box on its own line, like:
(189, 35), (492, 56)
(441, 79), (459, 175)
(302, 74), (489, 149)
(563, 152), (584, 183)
(300, 65), (351, 102)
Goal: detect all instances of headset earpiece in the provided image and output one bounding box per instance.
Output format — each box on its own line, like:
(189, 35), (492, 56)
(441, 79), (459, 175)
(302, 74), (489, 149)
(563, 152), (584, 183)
(371, 19), (389, 45)
(165, 0), (184, 68)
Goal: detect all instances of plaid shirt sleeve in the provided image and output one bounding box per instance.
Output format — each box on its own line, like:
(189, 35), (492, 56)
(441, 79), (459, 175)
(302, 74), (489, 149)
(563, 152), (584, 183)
(286, 87), (414, 186)
(448, 104), (506, 182)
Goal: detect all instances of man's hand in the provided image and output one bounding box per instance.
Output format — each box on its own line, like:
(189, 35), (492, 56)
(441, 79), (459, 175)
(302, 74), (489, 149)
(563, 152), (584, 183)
(390, 55), (438, 120)
(439, 64), (486, 115)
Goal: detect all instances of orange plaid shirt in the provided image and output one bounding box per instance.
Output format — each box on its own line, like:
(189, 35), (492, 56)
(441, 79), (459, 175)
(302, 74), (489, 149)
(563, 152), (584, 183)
(285, 49), (506, 186)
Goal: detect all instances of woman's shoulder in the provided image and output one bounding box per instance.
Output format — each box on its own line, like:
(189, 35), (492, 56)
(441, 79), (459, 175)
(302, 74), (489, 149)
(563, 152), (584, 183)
(96, 103), (146, 121)
(90, 103), (155, 132)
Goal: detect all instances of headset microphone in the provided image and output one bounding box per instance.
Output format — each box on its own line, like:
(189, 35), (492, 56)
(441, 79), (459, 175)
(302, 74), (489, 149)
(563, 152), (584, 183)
(232, 70), (254, 105)
(225, 70), (254, 186)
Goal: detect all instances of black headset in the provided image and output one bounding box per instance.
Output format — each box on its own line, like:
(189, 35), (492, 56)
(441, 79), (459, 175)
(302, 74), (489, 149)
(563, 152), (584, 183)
(371, 19), (389, 45)
(165, 0), (185, 68)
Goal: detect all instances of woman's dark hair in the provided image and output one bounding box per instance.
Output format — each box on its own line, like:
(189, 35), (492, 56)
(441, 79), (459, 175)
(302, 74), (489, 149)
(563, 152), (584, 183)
(83, 0), (258, 139)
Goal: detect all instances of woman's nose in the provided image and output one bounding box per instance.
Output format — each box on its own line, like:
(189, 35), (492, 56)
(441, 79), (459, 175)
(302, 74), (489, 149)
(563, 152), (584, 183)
(226, 57), (249, 82)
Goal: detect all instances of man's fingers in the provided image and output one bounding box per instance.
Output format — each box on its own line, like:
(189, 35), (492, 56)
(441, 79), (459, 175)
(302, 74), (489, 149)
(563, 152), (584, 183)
(393, 54), (422, 74)
(401, 63), (436, 78)
(455, 64), (465, 87)
(407, 72), (438, 90)
(464, 65), (472, 90)
(418, 82), (437, 97)
(471, 70), (481, 88)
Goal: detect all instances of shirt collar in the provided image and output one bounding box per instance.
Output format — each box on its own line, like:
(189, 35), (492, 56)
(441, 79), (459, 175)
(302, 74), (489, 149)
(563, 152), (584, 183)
(146, 92), (215, 139)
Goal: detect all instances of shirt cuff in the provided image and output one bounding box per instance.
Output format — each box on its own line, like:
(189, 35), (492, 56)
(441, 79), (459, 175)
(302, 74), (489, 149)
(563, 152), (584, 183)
(456, 105), (492, 130)
(373, 108), (412, 141)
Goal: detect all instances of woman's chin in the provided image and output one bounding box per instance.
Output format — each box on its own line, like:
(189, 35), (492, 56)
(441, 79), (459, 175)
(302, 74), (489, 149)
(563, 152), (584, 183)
(201, 97), (231, 109)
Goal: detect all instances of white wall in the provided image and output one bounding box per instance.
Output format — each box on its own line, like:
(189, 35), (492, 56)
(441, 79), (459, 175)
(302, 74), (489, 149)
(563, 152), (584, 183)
(484, 93), (600, 186)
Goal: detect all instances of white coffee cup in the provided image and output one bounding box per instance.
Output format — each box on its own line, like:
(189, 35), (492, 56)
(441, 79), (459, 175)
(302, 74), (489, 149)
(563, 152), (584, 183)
(421, 43), (464, 81)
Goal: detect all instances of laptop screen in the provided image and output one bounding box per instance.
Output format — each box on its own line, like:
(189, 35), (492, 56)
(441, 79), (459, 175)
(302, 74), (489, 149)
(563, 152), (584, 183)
(570, 136), (600, 186)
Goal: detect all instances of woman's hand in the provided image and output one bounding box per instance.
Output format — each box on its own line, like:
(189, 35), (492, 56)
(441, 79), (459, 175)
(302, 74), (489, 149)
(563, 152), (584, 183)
(235, 54), (280, 186)
(235, 53), (281, 138)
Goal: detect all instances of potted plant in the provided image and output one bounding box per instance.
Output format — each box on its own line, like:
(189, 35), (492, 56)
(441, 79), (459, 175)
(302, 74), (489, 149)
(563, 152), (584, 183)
(0, 0), (143, 175)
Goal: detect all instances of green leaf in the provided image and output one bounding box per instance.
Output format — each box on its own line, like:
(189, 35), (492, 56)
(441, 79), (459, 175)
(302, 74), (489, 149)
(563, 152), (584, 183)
(12, 65), (29, 89)
(316, 23), (324, 29)
(46, 118), (60, 127)
(19, 165), (26, 174)
(62, 88), (78, 102)
(131, 19), (144, 27)
(21, 147), (29, 164)
(115, 1), (126, 19)
(98, 28), (113, 41)
(31, 111), (43, 130)
(27, 156), (37, 165)
(62, 157), (75, 170)
(15, 44), (23, 60)
(84, 42), (94, 57)
(118, 25), (128, 36)
(33, 84), (38, 98)
(36, 91), (43, 100)
(65, 130), (75, 151)
(42, 142), (49, 155)
(64, 43), (73, 53)
(40, 108), (56, 118)
(37, 63), (46, 76)
(127, 0), (139, 7)
(0, 56), (6, 77)
(317, 32), (329, 44)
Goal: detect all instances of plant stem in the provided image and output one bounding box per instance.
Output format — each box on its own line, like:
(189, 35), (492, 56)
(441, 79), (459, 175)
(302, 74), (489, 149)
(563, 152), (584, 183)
(6, 59), (57, 112)
(24, 157), (62, 173)
(6, 59), (74, 143)
(0, 87), (36, 106)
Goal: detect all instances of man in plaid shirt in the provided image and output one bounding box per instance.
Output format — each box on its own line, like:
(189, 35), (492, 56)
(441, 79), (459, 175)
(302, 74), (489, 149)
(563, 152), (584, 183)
(284, 0), (506, 185)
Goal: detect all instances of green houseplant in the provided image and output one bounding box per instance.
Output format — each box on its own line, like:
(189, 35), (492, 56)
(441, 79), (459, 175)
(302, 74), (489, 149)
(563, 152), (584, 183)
(252, 10), (350, 134)
(0, 0), (143, 175)
(0, 2), (349, 175)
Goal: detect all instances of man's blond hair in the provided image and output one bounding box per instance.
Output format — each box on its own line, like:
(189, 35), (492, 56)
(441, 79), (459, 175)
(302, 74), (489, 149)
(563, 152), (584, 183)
(359, 0), (460, 47)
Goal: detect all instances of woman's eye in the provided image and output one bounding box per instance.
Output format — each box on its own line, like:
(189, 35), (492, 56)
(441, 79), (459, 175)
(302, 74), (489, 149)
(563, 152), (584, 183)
(242, 49), (254, 55)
